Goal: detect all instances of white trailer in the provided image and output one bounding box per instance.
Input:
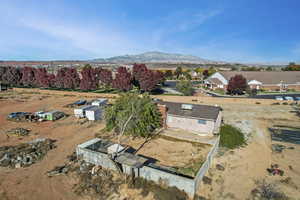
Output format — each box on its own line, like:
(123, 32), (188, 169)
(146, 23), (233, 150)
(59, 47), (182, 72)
(74, 105), (95, 118)
(85, 106), (102, 121)
(91, 98), (108, 107)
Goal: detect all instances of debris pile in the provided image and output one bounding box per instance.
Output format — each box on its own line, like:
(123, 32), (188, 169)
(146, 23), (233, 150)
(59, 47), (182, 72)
(251, 180), (288, 200)
(0, 138), (56, 168)
(272, 144), (294, 153)
(266, 164), (284, 176)
(6, 128), (30, 136)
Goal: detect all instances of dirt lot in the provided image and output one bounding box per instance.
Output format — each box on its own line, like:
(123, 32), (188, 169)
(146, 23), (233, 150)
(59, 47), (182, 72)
(0, 88), (300, 200)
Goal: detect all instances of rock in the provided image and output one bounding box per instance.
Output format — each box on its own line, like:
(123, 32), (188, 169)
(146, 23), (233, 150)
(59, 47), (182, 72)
(216, 164), (225, 171)
(202, 176), (212, 185)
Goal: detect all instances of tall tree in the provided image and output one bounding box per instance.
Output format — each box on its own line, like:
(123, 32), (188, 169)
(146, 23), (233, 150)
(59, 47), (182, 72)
(0, 67), (7, 82)
(2, 67), (22, 86)
(54, 68), (67, 88)
(175, 66), (183, 79)
(105, 93), (162, 138)
(176, 80), (194, 96)
(35, 68), (52, 88)
(99, 69), (113, 87)
(202, 70), (209, 79)
(64, 68), (80, 89)
(80, 65), (97, 90)
(21, 67), (36, 87)
(139, 70), (159, 92)
(227, 74), (248, 95)
(112, 67), (132, 91)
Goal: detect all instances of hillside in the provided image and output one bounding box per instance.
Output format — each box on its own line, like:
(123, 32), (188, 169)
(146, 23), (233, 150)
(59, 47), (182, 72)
(91, 51), (225, 64)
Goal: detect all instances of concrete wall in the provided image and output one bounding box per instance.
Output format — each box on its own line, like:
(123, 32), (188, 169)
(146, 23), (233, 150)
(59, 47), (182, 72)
(77, 137), (220, 198)
(213, 112), (222, 134)
(123, 164), (195, 196)
(76, 138), (118, 171)
(194, 136), (220, 192)
(166, 114), (215, 136)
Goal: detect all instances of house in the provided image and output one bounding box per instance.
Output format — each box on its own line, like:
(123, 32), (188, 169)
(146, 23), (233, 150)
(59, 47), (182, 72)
(206, 71), (300, 91)
(91, 98), (108, 107)
(85, 106), (102, 121)
(156, 101), (222, 136)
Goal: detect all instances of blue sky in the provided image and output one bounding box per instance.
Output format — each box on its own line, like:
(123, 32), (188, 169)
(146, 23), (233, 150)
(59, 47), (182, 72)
(0, 0), (300, 63)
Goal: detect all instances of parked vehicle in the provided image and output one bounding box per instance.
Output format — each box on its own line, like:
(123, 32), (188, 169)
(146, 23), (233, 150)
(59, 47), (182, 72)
(7, 112), (30, 119)
(295, 97), (300, 101)
(284, 96), (294, 101)
(275, 96), (284, 101)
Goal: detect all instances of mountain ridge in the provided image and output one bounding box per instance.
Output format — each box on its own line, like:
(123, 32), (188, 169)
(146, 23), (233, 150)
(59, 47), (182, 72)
(91, 51), (226, 64)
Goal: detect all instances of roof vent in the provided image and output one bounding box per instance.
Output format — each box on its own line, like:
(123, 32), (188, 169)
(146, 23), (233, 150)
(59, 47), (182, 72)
(181, 104), (193, 110)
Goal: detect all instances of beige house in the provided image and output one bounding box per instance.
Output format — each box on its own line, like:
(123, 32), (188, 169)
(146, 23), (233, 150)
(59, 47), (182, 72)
(156, 101), (222, 136)
(206, 71), (300, 91)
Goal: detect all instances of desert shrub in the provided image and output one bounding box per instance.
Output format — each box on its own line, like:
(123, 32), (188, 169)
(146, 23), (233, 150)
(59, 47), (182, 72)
(220, 124), (246, 149)
(271, 102), (280, 105)
(282, 102), (288, 105)
(255, 102), (261, 104)
(251, 180), (288, 200)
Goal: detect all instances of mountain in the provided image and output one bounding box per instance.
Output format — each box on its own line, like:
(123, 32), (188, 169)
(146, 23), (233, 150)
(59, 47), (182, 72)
(91, 51), (224, 64)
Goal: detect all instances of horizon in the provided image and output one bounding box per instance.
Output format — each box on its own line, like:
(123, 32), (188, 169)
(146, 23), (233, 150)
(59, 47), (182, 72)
(0, 1), (300, 63)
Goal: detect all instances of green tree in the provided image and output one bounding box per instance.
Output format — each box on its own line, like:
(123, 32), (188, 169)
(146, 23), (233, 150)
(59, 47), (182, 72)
(105, 93), (162, 138)
(176, 80), (194, 96)
(174, 66), (183, 79)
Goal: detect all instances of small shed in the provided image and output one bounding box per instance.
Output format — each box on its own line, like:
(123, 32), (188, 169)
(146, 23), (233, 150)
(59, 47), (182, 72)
(74, 105), (95, 118)
(45, 111), (64, 121)
(85, 106), (102, 121)
(35, 111), (47, 118)
(91, 98), (108, 107)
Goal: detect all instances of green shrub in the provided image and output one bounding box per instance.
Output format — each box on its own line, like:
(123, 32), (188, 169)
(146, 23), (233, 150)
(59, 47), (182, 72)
(220, 124), (246, 149)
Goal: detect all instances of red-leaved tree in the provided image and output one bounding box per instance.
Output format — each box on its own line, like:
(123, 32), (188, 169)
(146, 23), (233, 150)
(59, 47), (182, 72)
(80, 65), (97, 90)
(2, 67), (22, 86)
(112, 67), (132, 91)
(99, 69), (113, 87)
(21, 67), (36, 87)
(139, 70), (164, 92)
(0, 67), (7, 82)
(35, 68), (55, 88)
(227, 74), (248, 95)
(65, 68), (80, 89)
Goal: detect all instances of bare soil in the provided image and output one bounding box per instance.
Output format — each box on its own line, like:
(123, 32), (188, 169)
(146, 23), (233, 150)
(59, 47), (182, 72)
(0, 89), (299, 200)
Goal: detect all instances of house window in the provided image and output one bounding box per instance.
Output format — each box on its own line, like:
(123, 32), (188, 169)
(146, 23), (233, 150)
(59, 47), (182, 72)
(198, 119), (206, 124)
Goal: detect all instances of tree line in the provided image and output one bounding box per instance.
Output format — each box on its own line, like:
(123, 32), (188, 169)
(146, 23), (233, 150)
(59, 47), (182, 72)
(0, 64), (164, 92)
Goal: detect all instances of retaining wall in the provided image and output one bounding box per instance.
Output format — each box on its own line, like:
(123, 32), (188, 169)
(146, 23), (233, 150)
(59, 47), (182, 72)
(76, 136), (220, 198)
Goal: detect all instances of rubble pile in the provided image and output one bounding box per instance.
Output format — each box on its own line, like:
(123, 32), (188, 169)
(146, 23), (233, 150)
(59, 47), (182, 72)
(0, 138), (56, 168)
(6, 128), (30, 136)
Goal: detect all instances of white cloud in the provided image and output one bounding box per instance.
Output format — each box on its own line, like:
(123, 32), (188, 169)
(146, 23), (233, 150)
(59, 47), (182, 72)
(18, 18), (139, 58)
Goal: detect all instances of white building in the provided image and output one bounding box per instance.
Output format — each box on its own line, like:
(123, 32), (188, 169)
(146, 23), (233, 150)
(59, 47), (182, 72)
(91, 98), (108, 107)
(85, 106), (102, 121)
(74, 105), (95, 118)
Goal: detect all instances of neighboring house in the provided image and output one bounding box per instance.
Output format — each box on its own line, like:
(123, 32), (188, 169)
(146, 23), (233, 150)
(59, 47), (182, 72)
(205, 71), (300, 91)
(156, 101), (222, 136)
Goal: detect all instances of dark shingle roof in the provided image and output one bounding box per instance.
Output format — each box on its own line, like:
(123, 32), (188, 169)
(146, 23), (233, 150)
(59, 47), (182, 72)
(157, 101), (221, 120)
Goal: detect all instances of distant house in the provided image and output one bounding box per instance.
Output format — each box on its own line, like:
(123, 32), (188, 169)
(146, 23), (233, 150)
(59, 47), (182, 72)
(206, 71), (300, 91)
(156, 101), (222, 136)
